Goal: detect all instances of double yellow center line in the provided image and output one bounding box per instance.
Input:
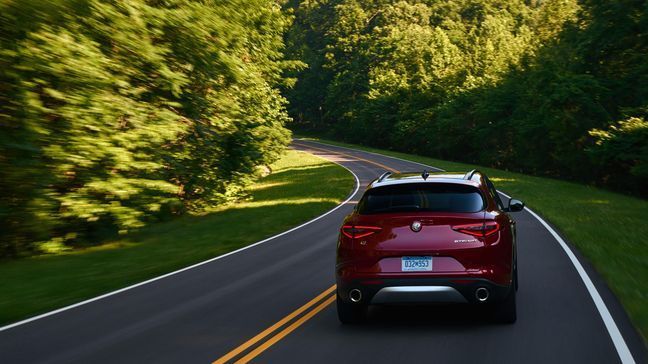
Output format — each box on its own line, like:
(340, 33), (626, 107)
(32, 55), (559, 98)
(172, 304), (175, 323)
(213, 141), (400, 363)
(213, 286), (336, 363)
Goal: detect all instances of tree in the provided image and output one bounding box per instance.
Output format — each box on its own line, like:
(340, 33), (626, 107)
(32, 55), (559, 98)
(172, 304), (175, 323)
(0, 0), (294, 257)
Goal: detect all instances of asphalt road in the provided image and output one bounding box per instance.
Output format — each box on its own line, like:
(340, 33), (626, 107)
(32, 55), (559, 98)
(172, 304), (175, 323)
(0, 140), (645, 364)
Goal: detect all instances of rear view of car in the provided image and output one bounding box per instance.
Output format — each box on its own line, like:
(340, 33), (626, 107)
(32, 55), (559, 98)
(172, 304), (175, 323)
(335, 170), (524, 324)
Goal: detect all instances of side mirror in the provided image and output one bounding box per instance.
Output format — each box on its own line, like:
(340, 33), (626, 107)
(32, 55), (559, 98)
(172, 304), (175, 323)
(505, 198), (524, 212)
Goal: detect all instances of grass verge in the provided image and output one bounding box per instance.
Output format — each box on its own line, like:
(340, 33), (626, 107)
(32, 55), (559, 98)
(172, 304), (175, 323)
(0, 149), (354, 326)
(298, 135), (648, 343)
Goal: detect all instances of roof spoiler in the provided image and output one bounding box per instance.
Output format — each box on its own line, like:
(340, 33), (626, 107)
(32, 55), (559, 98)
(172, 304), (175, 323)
(464, 169), (480, 180)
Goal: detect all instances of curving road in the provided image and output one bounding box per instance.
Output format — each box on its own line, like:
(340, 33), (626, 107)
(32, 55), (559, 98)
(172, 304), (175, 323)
(0, 140), (645, 363)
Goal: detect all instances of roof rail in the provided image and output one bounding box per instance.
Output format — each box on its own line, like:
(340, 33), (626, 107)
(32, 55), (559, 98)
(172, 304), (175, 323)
(377, 171), (392, 182)
(464, 169), (479, 180)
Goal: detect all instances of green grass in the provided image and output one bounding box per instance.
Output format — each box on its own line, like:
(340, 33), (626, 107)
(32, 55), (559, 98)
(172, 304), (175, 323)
(298, 135), (648, 343)
(0, 149), (354, 325)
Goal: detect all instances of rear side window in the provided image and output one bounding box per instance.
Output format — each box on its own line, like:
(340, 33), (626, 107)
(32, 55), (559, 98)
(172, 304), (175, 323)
(358, 183), (485, 214)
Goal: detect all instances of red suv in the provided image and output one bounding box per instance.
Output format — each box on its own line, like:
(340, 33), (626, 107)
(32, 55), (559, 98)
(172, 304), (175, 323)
(336, 170), (524, 324)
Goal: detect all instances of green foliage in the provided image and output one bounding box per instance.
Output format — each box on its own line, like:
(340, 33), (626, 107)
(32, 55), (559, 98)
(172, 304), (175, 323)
(590, 117), (648, 185)
(0, 0), (293, 257)
(285, 0), (647, 195)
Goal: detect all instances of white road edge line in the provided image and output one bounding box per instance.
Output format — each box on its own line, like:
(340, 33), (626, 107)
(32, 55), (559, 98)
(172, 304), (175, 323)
(0, 149), (361, 333)
(298, 138), (636, 364)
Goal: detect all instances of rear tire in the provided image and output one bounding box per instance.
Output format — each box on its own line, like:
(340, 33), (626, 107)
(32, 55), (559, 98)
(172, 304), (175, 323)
(337, 294), (366, 324)
(494, 280), (517, 324)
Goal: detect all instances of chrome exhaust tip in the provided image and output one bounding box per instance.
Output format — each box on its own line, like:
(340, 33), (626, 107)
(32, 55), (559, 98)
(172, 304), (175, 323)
(349, 289), (362, 303)
(475, 287), (489, 302)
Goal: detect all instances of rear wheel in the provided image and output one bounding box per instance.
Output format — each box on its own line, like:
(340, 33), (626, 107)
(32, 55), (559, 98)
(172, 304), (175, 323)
(336, 294), (366, 324)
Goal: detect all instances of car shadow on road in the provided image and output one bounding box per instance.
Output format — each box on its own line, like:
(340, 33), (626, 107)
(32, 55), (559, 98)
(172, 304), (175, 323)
(358, 304), (503, 330)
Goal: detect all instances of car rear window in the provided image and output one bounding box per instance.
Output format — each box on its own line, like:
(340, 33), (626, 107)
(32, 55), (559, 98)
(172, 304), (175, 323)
(357, 183), (485, 214)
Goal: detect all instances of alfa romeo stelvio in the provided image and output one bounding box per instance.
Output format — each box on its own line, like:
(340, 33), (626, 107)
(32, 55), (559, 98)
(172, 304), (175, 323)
(336, 170), (524, 324)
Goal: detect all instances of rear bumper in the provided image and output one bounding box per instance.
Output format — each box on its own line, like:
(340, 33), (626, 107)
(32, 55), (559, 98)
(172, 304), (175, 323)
(337, 277), (510, 305)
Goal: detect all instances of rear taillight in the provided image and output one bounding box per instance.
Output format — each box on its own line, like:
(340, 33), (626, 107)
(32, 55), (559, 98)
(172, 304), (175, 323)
(451, 221), (500, 237)
(341, 225), (381, 239)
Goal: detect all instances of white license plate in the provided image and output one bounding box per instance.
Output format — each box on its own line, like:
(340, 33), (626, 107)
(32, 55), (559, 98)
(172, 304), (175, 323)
(401, 256), (432, 271)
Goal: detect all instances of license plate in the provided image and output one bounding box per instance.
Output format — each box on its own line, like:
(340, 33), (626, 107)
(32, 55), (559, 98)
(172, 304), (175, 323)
(401, 256), (432, 271)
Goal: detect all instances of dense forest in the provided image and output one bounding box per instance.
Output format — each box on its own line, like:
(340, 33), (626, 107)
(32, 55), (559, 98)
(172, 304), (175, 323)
(284, 0), (648, 195)
(0, 0), (294, 257)
(1, 0), (646, 258)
